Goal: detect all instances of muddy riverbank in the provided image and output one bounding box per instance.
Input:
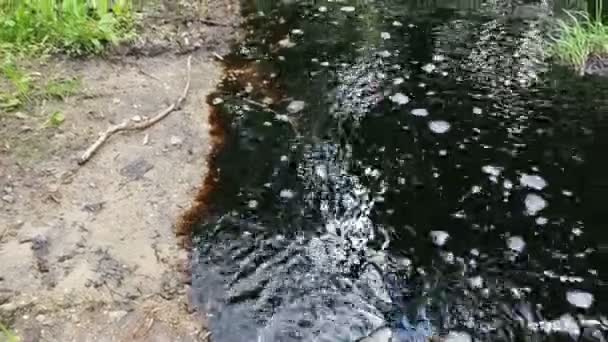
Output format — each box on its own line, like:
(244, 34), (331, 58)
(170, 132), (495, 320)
(0, 1), (241, 341)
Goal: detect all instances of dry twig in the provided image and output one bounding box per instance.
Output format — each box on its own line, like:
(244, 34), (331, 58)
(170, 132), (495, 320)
(78, 56), (193, 165)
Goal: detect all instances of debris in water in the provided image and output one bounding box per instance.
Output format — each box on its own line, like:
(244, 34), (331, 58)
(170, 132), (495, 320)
(291, 29), (304, 35)
(430, 230), (449, 246)
(393, 21), (403, 27)
(507, 236), (526, 253)
(340, 6), (355, 12)
(393, 77), (404, 85)
(381, 32), (391, 40)
(536, 217), (548, 225)
(248, 200), (258, 209)
(287, 100), (306, 113)
(421, 63), (436, 73)
(473, 106), (483, 115)
(379, 50), (392, 58)
(566, 290), (594, 309)
(318, 6), (327, 12)
(390, 93), (410, 105)
(212, 97), (223, 105)
(279, 189), (295, 199)
(525, 193), (547, 215)
(428, 120), (451, 134)
(520, 173), (547, 190)
(411, 108), (429, 117)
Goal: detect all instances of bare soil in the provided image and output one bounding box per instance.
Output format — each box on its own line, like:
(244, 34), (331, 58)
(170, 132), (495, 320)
(0, 1), (240, 341)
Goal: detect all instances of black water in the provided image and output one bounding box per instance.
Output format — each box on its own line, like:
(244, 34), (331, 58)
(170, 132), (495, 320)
(191, 1), (608, 341)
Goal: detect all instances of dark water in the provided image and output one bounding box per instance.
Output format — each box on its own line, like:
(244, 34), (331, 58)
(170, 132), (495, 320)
(190, 1), (608, 341)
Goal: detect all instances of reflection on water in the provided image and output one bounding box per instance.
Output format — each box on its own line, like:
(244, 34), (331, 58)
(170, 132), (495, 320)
(191, 0), (608, 341)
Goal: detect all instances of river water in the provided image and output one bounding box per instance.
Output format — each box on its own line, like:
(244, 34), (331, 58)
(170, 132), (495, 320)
(190, 0), (608, 341)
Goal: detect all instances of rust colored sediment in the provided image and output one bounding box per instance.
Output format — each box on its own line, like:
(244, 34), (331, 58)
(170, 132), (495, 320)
(175, 95), (226, 285)
(176, 101), (225, 245)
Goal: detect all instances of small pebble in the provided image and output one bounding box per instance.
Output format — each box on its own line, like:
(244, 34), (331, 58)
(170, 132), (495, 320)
(170, 136), (183, 146)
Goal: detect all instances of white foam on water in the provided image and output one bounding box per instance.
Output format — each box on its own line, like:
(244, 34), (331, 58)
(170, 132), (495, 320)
(468, 275), (484, 289)
(315, 165), (328, 179)
(525, 193), (547, 215)
(287, 100), (306, 113)
(389, 93), (410, 105)
(520, 173), (547, 190)
(566, 290), (594, 309)
(380, 32), (391, 40)
(340, 6), (355, 12)
(444, 331), (472, 342)
(507, 236), (526, 253)
(279, 189), (295, 199)
(428, 120), (451, 134)
(482, 165), (502, 177)
(430, 230), (450, 246)
(411, 108), (429, 117)
(278, 37), (296, 48)
(421, 63), (436, 73)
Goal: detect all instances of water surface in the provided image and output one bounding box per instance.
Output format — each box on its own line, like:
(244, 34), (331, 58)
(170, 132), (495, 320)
(191, 1), (608, 341)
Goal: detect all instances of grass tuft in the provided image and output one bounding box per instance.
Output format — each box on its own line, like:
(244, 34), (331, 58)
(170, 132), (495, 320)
(0, 0), (135, 57)
(0, 322), (20, 342)
(550, 11), (608, 73)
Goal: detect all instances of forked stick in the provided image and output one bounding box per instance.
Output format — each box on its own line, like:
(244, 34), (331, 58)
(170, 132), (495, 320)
(78, 55), (193, 165)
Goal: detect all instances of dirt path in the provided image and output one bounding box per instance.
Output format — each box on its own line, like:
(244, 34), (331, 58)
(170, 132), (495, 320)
(0, 2), (240, 341)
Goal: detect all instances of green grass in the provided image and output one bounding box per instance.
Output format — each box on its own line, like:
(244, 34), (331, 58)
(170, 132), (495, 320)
(0, 322), (20, 342)
(0, 55), (82, 112)
(550, 0), (608, 74)
(0, 0), (130, 111)
(0, 0), (135, 56)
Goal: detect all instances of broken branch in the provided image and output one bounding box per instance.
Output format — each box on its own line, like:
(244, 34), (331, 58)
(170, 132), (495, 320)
(78, 55), (193, 165)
